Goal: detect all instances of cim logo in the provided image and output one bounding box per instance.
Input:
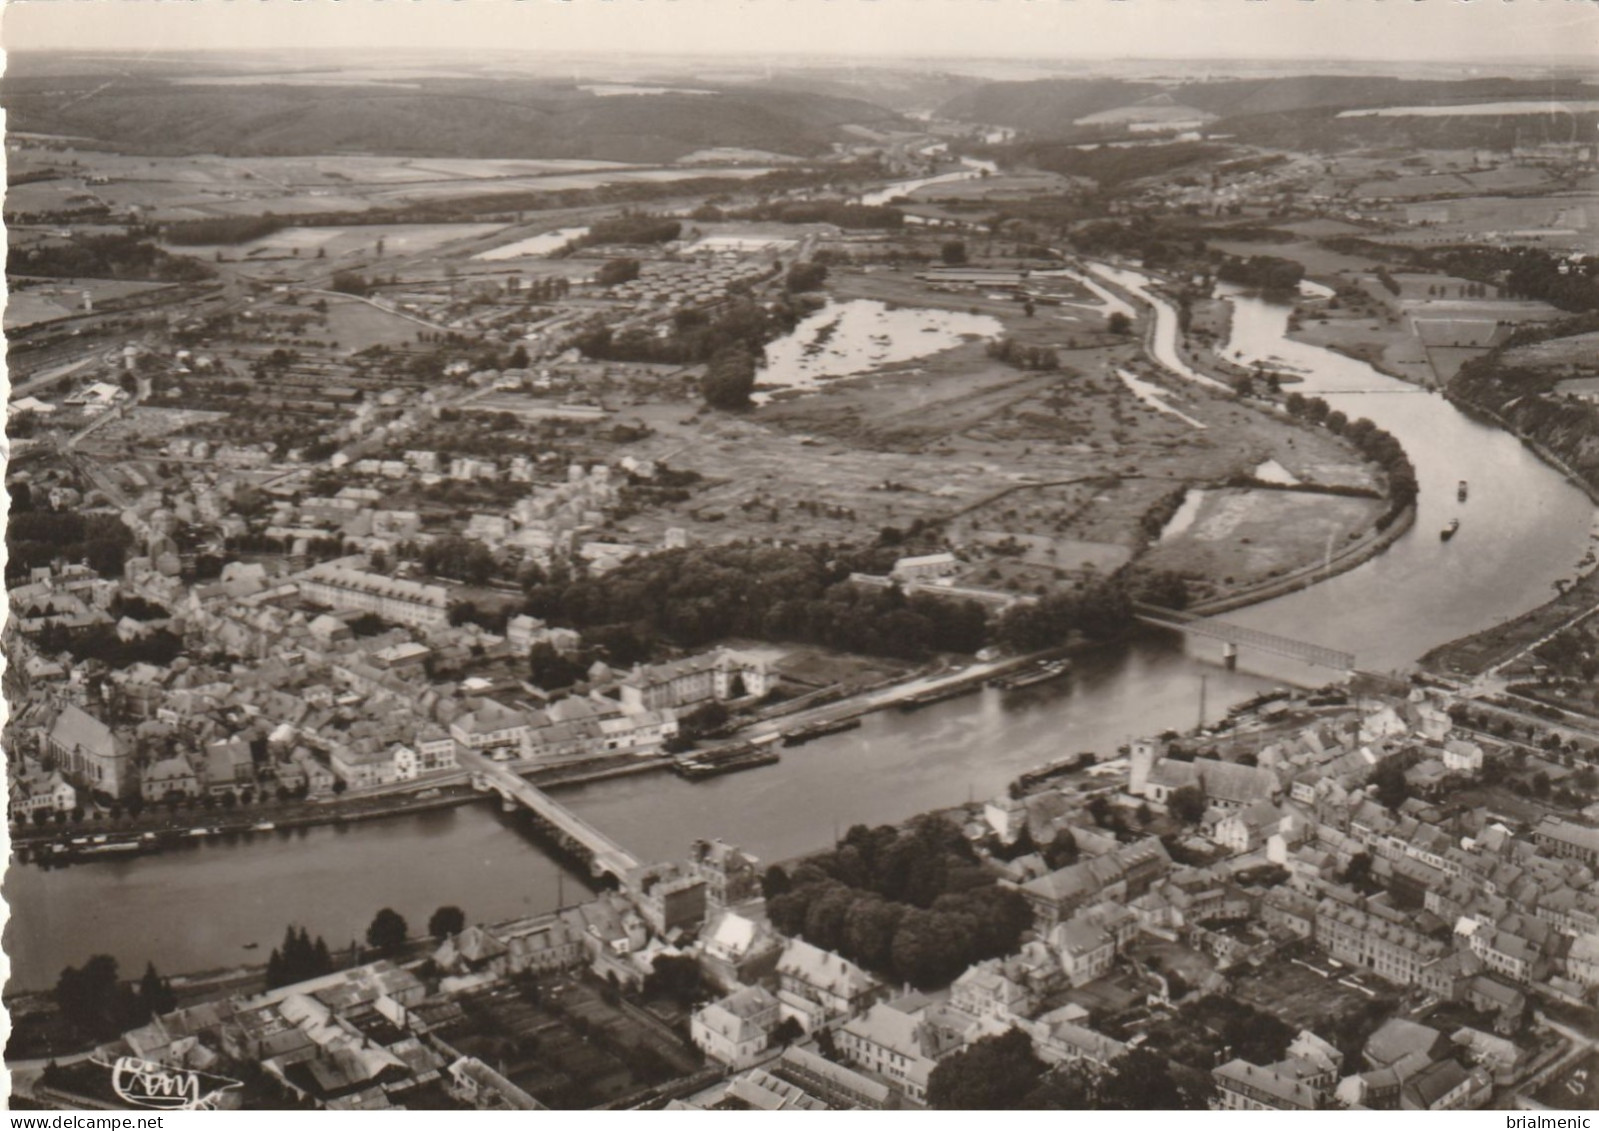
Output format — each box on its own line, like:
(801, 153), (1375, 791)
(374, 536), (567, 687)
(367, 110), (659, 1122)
(106, 1056), (241, 1110)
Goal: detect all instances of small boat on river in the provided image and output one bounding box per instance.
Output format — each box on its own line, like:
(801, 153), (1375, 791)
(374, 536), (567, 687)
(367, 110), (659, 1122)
(1441, 519), (1460, 541)
(1458, 480), (1468, 502)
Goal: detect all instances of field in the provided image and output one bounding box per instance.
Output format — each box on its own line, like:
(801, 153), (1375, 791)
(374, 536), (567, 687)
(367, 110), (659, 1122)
(3, 144), (781, 222)
(584, 266), (1383, 600)
(318, 297), (432, 352)
(168, 222), (508, 263)
(1506, 330), (1599, 375)
(1142, 487), (1383, 597)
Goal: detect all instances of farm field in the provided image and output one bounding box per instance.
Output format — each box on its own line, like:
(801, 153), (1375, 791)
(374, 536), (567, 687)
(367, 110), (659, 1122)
(317, 297), (433, 352)
(169, 222), (508, 262)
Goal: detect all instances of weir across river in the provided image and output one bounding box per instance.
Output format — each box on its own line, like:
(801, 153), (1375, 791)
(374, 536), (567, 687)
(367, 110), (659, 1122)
(1133, 603), (1356, 672)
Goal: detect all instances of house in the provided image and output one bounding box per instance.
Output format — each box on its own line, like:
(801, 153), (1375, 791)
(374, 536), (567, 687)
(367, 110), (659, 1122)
(46, 703), (133, 795)
(691, 985), (781, 1069)
(1130, 748), (1283, 812)
(297, 562), (450, 629)
(142, 753), (201, 801)
(890, 553), (959, 583)
(949, 959), (1037, 1022)
(1399, 1057), (1486, 1111)
(1567, 933), (1599, 987)
(329, 744), (399, 790)
(1534, 818), (1599, 865)
(10, 768), (77, 815)
(767, 1045), (894, 1110)
(449, 702), (531, 757)
(1214, 801), (1290, 855)
(1211, 1059), (1318, 1111)
(776, 940), (883, 1031)
(203, 738), (257, 796)
(836, 994), (969, 1106)
(616, 648), (772, 714)
(1016, 837), (1171, 930)
(698, 909), (784, 992)
(1363, 1018), (1451, 1071)
(691, 838), (762, 909)
(1050, 918), (1115, 986)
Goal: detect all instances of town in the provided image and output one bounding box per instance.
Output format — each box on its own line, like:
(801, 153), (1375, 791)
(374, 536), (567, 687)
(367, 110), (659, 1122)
(5, 13), (1599, 1117)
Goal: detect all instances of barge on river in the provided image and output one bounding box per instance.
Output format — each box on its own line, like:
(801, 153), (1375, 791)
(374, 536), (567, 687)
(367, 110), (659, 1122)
(672, 742), (781, 781)
(991, 659), (1072, 691)
(782, 717), (863, 746)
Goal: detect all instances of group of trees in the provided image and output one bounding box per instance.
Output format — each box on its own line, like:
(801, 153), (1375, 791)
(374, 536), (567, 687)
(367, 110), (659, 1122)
(7, 510), (135, 581)
(991, 575), (1134, 653)
(574, 297), (794, 367)
(55, 957), (175, 1040)
(562, 214), (681, 254)
(328, 270), (373, 297)
(595, 257), (641, 287)
(526, 540), (994, 662)
(1283, 394), (1416, 526)
(785, 261), (828, 293)
(1217, 254), (1305, 294)
(986, 337), (1061, 371)
(162, 215), (285, 246)
(415, 534), (501, 586)
(764, 817), (1034, 988)
(701, 346), (758, 410)
(266, 926), (336, 989)
(18, 230), (214, 282)
(30, 622), (186, 670)
(707, 199), (903, 231)
(927, 1030), (1201, 1109)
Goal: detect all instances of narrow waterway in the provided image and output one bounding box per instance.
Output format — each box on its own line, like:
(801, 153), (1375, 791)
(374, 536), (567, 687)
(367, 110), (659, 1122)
(7, 285), (1593, 993)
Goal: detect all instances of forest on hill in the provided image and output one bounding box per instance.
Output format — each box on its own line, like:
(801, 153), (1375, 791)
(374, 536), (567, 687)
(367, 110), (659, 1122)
(0, 74), (903, 162)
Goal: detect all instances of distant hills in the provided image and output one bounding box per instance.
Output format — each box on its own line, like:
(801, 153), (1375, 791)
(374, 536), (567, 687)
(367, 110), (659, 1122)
(0, 74), (904, 162)
(940, 75), (1599, 146)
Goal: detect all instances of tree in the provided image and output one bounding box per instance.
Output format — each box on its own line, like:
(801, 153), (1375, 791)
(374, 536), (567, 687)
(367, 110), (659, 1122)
(928, 1028), (1047, 1109)
(1100, 1048), (1196, 1109)
(1341, 851), (1376, 891)
(1107, 311), (1132, 336)
(770, 1016), (805, 1048)
(428, 905), (466, 942)
(139, 961), (175, 1017)
(1042, 828), (1080, 869)
(1371, 758), (1410, 811)
(702, 346), (757, 410)
(644, 953), (704, 1007)
(940, 240), (967, 266)
(761, 864), (792, 901)
(1170, 784), (1207, 824)
(596, 258), (641, 287)
(366, 908), (409, 956)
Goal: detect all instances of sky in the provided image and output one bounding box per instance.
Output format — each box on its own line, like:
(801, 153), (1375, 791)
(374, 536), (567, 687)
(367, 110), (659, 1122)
(2, 0), (1597, 63)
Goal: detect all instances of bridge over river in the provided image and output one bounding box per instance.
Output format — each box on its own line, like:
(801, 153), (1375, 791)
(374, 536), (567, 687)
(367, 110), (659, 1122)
(1133, 603), (1356, 672)
(456, 748), (641, 882)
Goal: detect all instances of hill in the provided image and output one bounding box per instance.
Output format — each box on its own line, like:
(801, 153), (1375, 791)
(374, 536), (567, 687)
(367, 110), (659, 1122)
(0, 74), (903, 162)
(939, 75), (1599, 144)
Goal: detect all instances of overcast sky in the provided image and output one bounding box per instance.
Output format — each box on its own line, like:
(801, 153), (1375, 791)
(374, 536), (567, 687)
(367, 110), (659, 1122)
(4, 0), (1597, 63)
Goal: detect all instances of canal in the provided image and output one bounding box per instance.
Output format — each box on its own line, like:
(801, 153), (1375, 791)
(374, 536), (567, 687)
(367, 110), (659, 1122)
(6, 286), (1593, 993)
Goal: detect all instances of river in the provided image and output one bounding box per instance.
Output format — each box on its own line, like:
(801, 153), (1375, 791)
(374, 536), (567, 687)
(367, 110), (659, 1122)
(6, 286), (1593, 993)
